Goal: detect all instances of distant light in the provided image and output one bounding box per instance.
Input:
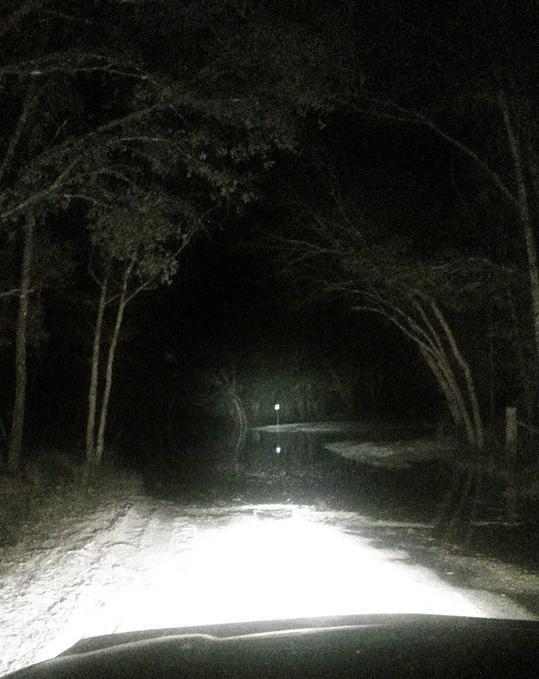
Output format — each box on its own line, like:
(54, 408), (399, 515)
(274, 403), (280, 411)
(275, 446), (281, 454)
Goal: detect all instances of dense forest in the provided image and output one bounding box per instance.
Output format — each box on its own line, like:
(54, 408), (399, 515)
(0, 0), (537, 489)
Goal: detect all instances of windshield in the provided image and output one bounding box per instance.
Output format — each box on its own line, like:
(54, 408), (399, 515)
(0, 1), (537, 676)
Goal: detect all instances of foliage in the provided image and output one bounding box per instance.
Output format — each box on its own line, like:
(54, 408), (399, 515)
(0, 0), (361, 467)
(89, 192), (181, 286)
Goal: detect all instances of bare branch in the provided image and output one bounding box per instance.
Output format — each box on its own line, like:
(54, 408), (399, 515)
(60, 193), (109, 207)
(0, 53), (165, 91)
(0, 159), (78, 222)
(125, 279), (151, 304)
(0, 104), (163, 221)
(351, 96), (517, 206)
(0, 79), (38, 184)
(0, 288), (20, 299)
(41, 10), (93, 26)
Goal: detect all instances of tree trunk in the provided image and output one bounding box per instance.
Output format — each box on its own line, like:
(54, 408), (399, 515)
(409, 298), (475, 438)
(383, 300), (478, 446)
(423, 342), (476, 444)
(530, 158), (539, 210)
(85, 275), (108, 465)
(508, 286), (536, 420)
(499, 92), (539, 363)
(419, 348), (460, 424)
(8, 213), (35, 472)
(95, 265), (131, 465)
(431, 302), (484, 450)
(420, 346), (476, 446)
(487, 311), (496, 427)
(0, 80), (36, 185)
(231, 395), (248, 472)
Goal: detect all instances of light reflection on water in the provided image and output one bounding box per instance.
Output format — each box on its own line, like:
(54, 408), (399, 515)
(243, 427), (336, 471)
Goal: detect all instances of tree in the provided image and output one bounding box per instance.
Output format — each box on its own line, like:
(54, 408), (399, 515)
(0, 4), (235, 470)
(272, 184), (512, 450)
(201, 367), (248, 472)
(347, 89), (538, 368)
(0, 0), (358, 469)
(84, 191), (199, 467)
(8, 211), (35, 471)
(0, 3), (173, 469)
(343, 2), (538, 411)
(1, 212), (75, 471)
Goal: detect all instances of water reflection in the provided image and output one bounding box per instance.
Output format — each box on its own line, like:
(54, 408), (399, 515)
(244, 425), (352, 472)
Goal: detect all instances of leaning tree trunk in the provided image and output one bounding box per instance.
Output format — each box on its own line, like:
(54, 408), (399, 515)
(422, 343), (478, 447)
(507, 286), (536, 420)
(231, 395), (248, 472)
(95, 265), (131, 465)
(8, 213), (35, 472)
(420, 347), (467, 435)
(409, 295), (481, 447)
(499, 92), (539, 364)
(431, 302), (484, 450)
(85, 275), (108, 466)
(383, 298), (478, 447)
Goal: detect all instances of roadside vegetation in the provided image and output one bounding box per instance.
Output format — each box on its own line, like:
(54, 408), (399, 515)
(0, 452), (140, 548)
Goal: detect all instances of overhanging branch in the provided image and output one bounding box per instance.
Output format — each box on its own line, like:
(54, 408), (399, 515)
(351, 96), (517, 206)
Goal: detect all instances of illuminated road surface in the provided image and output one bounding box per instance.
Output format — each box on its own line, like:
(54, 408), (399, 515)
(0, 496), (534, 675)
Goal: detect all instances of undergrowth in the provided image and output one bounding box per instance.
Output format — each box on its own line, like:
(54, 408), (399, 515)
(0, 451), (141, 548)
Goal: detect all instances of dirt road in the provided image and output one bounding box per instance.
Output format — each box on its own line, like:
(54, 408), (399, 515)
(0, 492), (536, 676)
